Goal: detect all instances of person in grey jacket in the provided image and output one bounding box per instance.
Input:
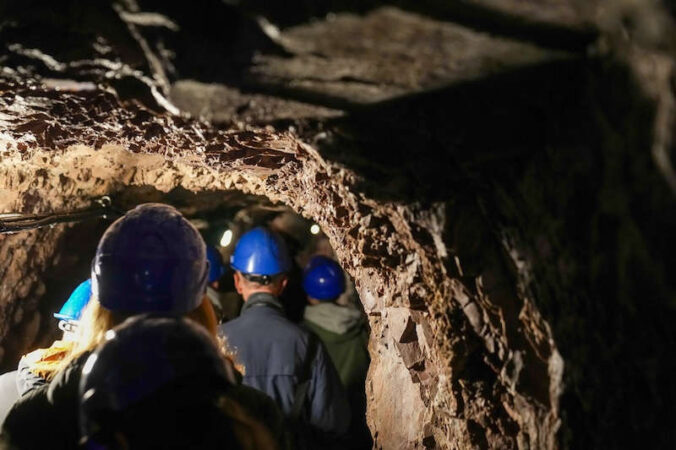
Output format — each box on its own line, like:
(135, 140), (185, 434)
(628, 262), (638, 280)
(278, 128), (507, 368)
(219, 227), (350, 443)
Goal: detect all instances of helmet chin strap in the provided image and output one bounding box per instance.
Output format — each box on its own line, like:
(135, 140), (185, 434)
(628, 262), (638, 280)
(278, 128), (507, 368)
(243, 273), (273, 285)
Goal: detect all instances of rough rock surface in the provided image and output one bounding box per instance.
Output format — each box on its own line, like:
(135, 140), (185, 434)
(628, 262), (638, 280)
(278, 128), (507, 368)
(246, 7), (566, 106)
(0, 71), (561, 449)
(222, 0), (598, 52)
(1, 1), (676, 449)
(170, 80), (343, 125)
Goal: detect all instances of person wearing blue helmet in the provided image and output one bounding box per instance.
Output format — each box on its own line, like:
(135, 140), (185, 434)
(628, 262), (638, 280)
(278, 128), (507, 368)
(2, 204), (224, 450)
(0, 279), (92, 428)
(219, 227), (350, 447)
(16, 279), (92, 393)
(205, 245), (243, 323)
(54, 278), (92, 338)
(205, 245), (225, 320)
(207, 245), (226, 285)
(302, 256), (372, 449)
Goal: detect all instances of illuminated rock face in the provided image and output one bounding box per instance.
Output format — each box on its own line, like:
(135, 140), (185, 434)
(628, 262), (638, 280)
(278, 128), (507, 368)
(0, 72), (562, 449)
(1, 1), (676, 449)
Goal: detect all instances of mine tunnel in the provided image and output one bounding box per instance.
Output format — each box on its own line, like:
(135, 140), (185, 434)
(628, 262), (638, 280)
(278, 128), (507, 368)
(1, 0), (676, 449)
(0, 188), (360, 368)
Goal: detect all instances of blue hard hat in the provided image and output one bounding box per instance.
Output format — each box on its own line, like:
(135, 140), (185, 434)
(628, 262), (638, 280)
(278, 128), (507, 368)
(54, 279), (92, 322)
(91, 204), (208, 314)
(230, 227), (291, 276)
(302, 255), (345, 301)
(206, 246), (225, 283)
(80, 315), (237, 440)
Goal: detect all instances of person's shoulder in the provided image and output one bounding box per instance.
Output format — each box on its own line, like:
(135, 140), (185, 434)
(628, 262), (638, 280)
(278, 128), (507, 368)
(3, 381), (51, 441)
(47, 351), (92, 402)
(254, 315), (315, 352)
(218, 315), (247, 335)
(275, 315), (313, 340)
(288, 322), (327, 360)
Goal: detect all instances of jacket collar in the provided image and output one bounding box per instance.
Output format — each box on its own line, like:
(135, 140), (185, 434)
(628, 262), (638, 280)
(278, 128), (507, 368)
(241, 292), (284, 314)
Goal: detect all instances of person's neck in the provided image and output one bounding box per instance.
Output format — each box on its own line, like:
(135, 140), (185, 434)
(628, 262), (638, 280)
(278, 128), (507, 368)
(241, 292), (283, 313)
(307, 297), (336, 306)
(244, 290), (278, 302)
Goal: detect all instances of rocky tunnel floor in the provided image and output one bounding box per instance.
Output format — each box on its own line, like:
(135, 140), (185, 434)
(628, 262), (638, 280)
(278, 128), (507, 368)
(1, 1), (676, 449)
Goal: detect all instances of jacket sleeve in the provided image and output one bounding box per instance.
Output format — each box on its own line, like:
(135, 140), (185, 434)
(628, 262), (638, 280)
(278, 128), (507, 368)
(307, 339), (351, 435)
(2, 354), (87, 450)
(0, 371), (19, 428)
(2, 384), (56, 450)
(16, 357), (46, 397)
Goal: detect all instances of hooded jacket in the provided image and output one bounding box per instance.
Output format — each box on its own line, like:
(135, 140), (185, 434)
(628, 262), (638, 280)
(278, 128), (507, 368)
(302, 303), (369, 392)
(303, 302), (372, 449)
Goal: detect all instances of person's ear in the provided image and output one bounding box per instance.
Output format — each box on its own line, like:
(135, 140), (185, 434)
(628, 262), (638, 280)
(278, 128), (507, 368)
(233, 272), (243, 295)
(278, 276), (288, 295)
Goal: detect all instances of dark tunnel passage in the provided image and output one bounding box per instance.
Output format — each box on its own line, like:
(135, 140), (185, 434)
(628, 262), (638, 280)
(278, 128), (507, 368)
(1, 187), (368, 372)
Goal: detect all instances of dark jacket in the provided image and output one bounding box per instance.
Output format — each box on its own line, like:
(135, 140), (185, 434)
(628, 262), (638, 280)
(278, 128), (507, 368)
(304, 303), (372, 449)
(16, 355), (47, 397)
(2, 352), (88, 450)
(219, 293), (350, 436)
(2, 351), (289, 450)
(303, 303), (369, 391)
(0, 342), (73, 434)
(14, 339), (78, 399)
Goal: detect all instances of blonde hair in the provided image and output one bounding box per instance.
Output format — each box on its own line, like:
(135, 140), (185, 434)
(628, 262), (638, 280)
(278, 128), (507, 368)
(53, 296), (221, 377)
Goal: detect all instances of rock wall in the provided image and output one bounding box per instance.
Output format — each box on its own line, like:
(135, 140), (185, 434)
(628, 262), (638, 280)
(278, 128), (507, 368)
(0, 71), (562, 448)
(1, 0), (676, 448)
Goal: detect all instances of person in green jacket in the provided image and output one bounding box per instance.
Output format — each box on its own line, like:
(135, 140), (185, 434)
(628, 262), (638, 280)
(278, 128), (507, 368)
(302, 255), (372, 449)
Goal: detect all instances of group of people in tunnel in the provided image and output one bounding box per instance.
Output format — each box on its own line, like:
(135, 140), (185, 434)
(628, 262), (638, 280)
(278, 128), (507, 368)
(0, 203), (371, 449)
